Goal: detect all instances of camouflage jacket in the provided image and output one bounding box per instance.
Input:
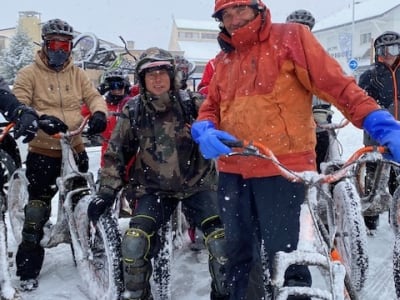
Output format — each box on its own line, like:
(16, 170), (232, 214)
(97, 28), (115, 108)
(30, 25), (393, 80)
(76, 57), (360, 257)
(98, 90), (217, 200)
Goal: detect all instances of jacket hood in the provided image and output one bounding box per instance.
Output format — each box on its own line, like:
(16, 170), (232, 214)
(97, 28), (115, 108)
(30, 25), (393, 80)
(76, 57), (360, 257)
(217, 7), (272, 53)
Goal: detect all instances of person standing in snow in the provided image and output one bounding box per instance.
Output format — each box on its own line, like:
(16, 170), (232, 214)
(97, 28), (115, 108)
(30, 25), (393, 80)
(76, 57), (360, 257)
(191, 1), (400, 299)
(12, 18), (107, 291)
(87, 47), (229, 300)
(358, 31), (400, 233)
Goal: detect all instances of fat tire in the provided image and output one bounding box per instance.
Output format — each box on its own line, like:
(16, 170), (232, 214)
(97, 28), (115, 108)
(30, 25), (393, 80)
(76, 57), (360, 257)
(72, 32), (99, 64)
(0, 148), (17, 197)
(74, 198), (123, 300)
(390, 186), (400, 298)
(7, 168), (28, 245)
(153, 220), (172, 300)
(333, 179), (368, 293)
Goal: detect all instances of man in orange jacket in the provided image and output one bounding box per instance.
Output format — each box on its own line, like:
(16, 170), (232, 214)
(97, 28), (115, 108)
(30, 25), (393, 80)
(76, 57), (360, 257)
(191, 1), (400, 299)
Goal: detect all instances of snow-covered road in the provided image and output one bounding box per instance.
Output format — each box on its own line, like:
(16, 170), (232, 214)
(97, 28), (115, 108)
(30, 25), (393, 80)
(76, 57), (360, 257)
(5, 115), (397, 300)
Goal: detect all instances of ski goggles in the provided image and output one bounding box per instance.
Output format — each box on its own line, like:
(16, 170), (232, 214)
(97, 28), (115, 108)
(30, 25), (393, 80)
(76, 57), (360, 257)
(109, 81), (125, 90)
(376, 44), (400, 57)
(45, 39), (72, 52)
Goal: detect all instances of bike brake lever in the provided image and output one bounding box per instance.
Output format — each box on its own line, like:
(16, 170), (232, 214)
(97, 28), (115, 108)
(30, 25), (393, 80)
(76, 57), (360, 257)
(220, 139), (244, 148)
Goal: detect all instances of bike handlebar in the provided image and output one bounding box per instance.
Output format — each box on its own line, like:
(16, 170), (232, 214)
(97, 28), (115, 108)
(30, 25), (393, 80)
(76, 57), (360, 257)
(222, 139), (391, 185)
(38, 115), (91, 139)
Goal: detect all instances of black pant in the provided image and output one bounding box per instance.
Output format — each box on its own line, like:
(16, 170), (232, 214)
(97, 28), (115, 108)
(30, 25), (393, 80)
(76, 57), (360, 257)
(130, 190), (221, 255)
(16, 150), (88, 280)
(218, 173), (311, 300)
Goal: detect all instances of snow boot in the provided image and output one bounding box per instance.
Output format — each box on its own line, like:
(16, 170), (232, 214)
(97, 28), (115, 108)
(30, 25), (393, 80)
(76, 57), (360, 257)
(364, 215), (379, 232)
(19, 278), (38, 291)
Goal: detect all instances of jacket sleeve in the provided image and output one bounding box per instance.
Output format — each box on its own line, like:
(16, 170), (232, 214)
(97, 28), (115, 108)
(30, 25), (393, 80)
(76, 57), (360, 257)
(290, 25), (380, 128)
(98, 105), (137, 194)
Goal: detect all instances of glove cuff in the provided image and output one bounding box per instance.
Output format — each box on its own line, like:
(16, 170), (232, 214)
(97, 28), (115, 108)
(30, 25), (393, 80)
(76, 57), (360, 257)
(363, 109), (400, 145)
(191, 120), (215, 143)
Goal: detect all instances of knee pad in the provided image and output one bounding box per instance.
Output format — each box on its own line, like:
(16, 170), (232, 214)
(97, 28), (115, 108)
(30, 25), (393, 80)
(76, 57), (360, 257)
(205, 228), (229, 297)
(121, 228), (153, 298)
(22, 200), (50, 244)
(205, 228), (228, 265)
(201, 215), (222, 237)
(122, 228), (151, 262)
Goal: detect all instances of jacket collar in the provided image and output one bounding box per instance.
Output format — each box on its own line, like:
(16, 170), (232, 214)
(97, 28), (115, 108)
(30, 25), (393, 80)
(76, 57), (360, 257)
(217, 8), (272, 53)
(36, 50), (73, 72)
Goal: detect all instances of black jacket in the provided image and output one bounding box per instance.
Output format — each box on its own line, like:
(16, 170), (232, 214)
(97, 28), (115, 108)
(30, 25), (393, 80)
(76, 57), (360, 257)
(358, 61), (400, 117)
(0, 77), (22, 121)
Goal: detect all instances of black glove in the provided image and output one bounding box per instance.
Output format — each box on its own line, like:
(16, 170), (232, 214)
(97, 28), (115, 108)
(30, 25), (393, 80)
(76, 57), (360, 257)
(87, 196), (112, 223)
(39, 115), (68, 135)
(97, 83), (109, 96)
(87, 111), (107, 135)
(12, 105), (39, 143)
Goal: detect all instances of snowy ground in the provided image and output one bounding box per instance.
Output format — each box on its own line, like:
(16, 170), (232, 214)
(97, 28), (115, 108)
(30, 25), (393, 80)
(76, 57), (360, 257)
(3, 109), (397, 299)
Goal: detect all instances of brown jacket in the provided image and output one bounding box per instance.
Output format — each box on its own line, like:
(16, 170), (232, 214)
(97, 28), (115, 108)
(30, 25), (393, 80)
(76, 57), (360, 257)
(13, 50), (107, 157)
(197, 9), (380, 178)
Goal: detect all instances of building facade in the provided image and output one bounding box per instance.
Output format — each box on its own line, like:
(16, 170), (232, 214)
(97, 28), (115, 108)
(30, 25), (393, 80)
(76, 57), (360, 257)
(313, 0), (400, 77)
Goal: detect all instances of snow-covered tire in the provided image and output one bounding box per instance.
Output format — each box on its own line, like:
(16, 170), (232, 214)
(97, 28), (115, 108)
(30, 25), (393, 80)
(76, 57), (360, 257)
(393, 232), (400, 299)
(333, 179), (368, 292)
(7, 168), (29, 245)
(390, 186), (400, 298)
(0, 148), (17, 197)
(153, 220), (173, 300)
(73, 196), (123, 300)
(72, 32), (99, 64)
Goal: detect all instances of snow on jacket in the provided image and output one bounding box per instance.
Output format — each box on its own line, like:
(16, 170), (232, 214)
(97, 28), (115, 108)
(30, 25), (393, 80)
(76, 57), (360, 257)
(13, 50), (107, 157)
(197, 9), (380, 178)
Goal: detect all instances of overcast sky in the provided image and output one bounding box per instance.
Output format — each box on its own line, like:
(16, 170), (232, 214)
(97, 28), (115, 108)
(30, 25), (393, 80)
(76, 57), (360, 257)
(2, 0), (354, 49)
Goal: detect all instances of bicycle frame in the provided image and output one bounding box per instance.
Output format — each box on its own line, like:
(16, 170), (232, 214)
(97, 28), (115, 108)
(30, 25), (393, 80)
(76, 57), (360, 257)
(223, 140), (378, 300)
(37, 116), (96, 248)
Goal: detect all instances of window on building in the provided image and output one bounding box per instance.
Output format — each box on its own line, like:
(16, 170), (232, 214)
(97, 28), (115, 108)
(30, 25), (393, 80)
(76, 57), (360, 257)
(360, 32), (372, 45)
(201, 32), (218, 40)
(178, 31), (200, 40)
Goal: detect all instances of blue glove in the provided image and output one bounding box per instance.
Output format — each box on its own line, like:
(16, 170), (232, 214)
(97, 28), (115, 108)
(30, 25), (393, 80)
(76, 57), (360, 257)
(363, 109), (400, 162)
(191, 120), (237, 159)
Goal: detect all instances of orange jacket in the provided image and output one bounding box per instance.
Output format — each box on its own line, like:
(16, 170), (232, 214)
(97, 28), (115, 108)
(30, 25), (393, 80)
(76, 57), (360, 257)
(197, 9), (379, 178)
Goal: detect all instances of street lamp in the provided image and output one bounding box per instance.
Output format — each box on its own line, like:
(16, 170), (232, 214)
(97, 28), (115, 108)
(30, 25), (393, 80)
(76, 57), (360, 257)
(351, 0), (361, 59)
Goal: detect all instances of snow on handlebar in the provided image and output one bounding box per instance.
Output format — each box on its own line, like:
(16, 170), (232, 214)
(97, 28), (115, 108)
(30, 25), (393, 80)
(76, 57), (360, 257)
(38, 115), (90, 139)
(221, 139), (391, 186)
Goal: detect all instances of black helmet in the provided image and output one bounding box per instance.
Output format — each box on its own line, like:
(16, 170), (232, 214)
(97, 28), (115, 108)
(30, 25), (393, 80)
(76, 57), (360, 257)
(41, 19), (74, 39)
(135, 47), (175, 91)
(374, 31), (400, 59)
(101, 69), (130, 104)
(286, 9), (315, 31)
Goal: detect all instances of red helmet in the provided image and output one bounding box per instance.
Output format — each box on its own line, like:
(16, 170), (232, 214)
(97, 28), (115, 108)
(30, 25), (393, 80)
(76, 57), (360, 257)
(212, 0), (265, 19)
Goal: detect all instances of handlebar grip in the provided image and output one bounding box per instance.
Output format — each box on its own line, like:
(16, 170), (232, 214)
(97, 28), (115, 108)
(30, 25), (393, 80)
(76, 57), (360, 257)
(220, 139), (243, 148)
